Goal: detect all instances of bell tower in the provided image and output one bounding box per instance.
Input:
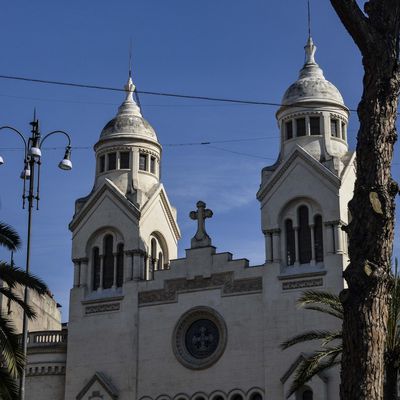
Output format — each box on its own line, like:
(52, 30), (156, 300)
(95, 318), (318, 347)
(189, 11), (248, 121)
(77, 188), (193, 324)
(65, 74), (180, 400)
(257, 37), (355, 285)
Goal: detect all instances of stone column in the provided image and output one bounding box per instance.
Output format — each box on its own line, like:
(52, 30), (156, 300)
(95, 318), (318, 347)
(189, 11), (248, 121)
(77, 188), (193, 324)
(310, 225), (316, 266)
(125, 251), (134, 281)
(294, 227), (300, 266)
(72, 260), (80, 288)
(80, 258), (88, 287)
(264, 231), (273, 263)
(335, 222), (344, 254)
(272, 229), (281, 262)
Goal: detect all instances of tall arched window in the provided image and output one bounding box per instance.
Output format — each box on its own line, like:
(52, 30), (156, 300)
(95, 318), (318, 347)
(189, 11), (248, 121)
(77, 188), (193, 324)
(116, 243), (124, 287)
(314, 215), (324, 262)
(92, 247), (100, 290)
(157, 252), (163, 270)
(103, 235), (114, 289)
(151, 238), (157, 272)
(303, 389), (313, 400)
(298, 206), (312, 264)
(285, 219), (295, 266)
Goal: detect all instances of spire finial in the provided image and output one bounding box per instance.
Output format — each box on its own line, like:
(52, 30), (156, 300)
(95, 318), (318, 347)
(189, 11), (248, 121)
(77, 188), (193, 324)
(128, 37), (132, 79)
(304, 36), (316, 65)
(124, 39), (136, 103)
(307, 0), (312, 39)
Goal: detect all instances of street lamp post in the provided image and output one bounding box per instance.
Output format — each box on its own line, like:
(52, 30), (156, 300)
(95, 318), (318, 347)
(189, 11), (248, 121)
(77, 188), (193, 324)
(0, 116), (73, 400)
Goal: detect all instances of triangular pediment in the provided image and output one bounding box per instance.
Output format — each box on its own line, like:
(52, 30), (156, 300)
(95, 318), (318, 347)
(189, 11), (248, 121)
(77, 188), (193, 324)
(257, 146), (341, 201)
(140, 183), (181, 240)
(69, 179), (140, 232)
(76, 372), (118, 400)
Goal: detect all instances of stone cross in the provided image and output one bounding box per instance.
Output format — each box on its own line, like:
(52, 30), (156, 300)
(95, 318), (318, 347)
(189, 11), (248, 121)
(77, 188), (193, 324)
(189, 200), (213, 248)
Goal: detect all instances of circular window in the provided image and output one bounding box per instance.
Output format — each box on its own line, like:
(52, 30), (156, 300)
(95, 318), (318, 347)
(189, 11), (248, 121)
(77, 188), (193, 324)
(173, 307), (227, 369)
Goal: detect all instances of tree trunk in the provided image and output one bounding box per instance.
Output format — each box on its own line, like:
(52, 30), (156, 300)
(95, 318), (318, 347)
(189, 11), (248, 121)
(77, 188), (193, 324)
(329, 1), (400, 399)
(384, 353), (398, 400)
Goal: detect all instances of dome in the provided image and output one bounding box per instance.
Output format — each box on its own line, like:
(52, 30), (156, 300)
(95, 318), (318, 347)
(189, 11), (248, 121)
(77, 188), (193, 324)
(99, 77), (158, 141)
(281, 38), (344, 106)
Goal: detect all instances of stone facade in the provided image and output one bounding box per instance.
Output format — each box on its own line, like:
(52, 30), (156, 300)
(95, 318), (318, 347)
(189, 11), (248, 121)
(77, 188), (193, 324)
(23, 37), (354, 400)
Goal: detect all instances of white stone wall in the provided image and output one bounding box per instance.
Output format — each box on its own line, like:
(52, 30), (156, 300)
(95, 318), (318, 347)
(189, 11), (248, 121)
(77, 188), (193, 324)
(0, 283), (61, 333)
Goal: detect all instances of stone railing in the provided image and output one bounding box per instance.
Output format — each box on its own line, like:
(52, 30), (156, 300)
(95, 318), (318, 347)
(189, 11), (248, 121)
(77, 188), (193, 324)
(22, 330), (68, 348)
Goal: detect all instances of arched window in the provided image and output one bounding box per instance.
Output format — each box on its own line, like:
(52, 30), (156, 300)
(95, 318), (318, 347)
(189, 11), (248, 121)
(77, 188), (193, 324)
(92, 247), (100, 290)
(285, 219), (295, 266)
(250, 394), (262, 400)
(298, 206), (312, 264)
(158, 251), (163, 270)
(303, 390), (313, 400)
(103, 235), (114, 289)
(116, 243), (124, 287)
(314, 215), (324, 262)
(151, 238), (157, 272)
(231, 395), (244, 400)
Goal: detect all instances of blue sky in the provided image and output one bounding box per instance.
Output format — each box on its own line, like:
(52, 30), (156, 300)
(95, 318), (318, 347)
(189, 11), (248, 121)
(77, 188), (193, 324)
(0, 1), (398, 321)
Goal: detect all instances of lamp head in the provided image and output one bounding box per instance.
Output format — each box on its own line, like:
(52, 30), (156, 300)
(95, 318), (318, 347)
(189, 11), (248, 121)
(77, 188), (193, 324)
(20, 164), (31, 180)
(58, 146), (72, 171)
(29, 146), (42, 160)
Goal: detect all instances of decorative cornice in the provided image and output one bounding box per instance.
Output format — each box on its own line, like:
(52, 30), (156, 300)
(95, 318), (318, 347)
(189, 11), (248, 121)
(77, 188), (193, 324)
(139, 272), (262, 306)
(26, 363), (66, 377)
(159, 190), (181, 240)
(124, 249), (146, 256)
(278, 270), (326, 281)
(82, 295), (124, 306)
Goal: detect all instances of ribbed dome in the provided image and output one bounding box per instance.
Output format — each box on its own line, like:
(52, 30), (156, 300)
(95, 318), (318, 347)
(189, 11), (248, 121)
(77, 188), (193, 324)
(282, 38), (344, 106)
(100, 77), (158, 141)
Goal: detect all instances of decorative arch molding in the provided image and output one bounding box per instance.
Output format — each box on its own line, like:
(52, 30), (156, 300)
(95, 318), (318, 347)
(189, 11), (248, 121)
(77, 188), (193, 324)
(245, 387), (264, 400)
(278, 197), (323, 227)
(227, 389), (246, 400)
(209, 390), (228, 400)
(147, 231), (170, 279)
(172, 394), (190, 400)
(85, 226), (126, 291)
(191, 392), (209, 400)
(86, 226), (124, 256)
(155, 395), (172, 400)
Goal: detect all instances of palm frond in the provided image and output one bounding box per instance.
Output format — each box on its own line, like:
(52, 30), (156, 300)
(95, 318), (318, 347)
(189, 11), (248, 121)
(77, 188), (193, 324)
(0, 223), (21, 252)
(281, 330), (342, 350)
(0, 315), (25, 377)
(297, 290), (343, 318)
(287, 346), (342, 398)
(0, 287), (36, 319)
(0, 263), (47, 295)
(302, 305), (343, 320)
(0, 367), (19, 400)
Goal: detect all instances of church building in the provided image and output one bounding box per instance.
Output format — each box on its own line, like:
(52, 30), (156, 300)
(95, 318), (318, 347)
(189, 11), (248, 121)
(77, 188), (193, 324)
(23, 37), (354, 400)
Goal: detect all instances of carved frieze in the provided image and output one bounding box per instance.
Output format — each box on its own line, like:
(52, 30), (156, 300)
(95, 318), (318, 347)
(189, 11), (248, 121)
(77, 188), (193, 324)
(139, 272), (262, 306)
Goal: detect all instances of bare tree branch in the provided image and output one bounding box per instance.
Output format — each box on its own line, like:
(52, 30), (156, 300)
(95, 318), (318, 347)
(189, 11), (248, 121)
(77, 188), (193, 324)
(330, 0), (373, 54)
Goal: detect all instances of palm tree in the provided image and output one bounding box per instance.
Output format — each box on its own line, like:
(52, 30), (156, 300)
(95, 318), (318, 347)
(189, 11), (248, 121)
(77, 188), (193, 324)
(0, 222), (48, 400)
(281, 269), (400, 400)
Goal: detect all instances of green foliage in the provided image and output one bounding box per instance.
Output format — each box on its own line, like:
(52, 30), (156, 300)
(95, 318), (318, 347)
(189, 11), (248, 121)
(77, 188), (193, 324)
(0, 221), (48, 400)
(282, 263), (400, 398)
(281, 290), (343, 397)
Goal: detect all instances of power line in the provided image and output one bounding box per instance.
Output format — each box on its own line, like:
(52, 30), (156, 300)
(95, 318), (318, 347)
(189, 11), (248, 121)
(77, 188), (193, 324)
(0, 73), (359, 112)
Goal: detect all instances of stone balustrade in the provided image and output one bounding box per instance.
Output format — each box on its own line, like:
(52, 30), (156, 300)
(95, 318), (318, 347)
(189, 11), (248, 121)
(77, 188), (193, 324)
(19, 330), (68, 348)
